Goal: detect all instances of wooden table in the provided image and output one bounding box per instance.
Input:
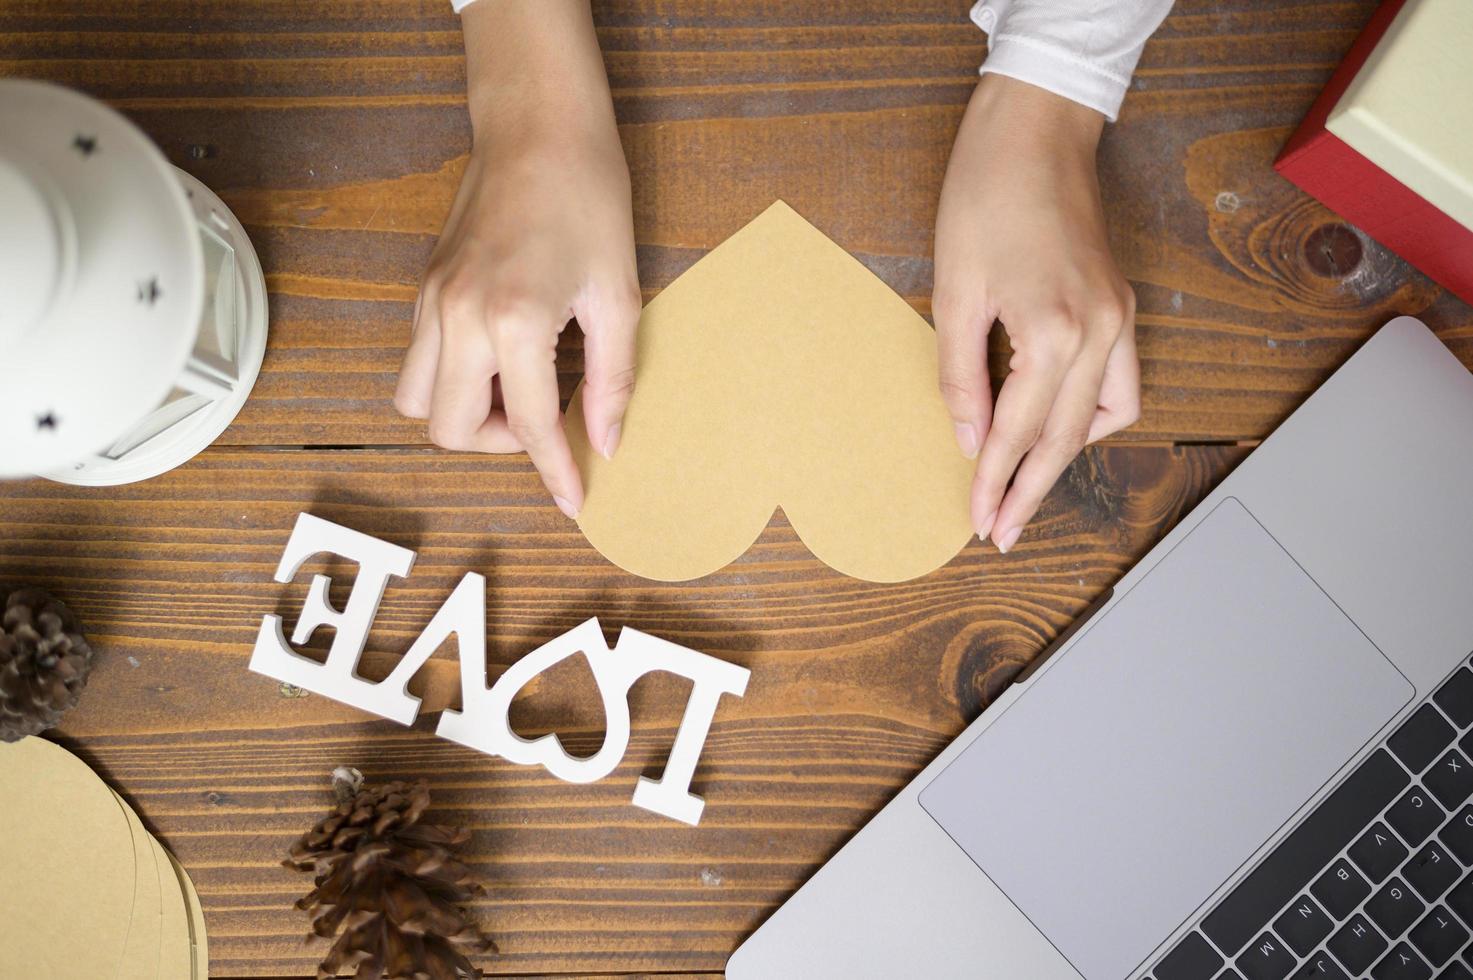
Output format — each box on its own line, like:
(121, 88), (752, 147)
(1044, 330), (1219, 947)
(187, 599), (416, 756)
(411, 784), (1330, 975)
(2, 2), (1470, 977)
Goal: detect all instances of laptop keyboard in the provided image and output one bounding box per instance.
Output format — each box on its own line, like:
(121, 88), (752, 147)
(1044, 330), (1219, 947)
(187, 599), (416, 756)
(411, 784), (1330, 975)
(1151, 660), (1473, 980)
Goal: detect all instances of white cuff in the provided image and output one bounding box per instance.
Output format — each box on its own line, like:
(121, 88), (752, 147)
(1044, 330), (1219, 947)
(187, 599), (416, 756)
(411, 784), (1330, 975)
(976, 33), (1130, 122)
(451, 0), (477, 12)
(970, 0), (1151, 123)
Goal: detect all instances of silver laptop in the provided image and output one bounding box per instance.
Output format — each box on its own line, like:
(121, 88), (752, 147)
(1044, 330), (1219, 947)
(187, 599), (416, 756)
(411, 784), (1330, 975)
(728, 317), (1473, 980)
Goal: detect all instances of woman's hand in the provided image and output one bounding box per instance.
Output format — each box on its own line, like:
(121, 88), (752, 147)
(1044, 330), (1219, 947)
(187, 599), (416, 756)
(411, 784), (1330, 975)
(933, 73), (1140, 553)
(395, 0), (640, 519)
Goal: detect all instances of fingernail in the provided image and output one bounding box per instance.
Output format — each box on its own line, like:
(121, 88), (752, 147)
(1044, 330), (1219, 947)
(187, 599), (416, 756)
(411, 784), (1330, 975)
(602, 422), (622, 460)
(553, 495), (579, 519)
(976, 510), (997, 543)
(995, 526), (1022, 554)
(953, 422), (980, 459)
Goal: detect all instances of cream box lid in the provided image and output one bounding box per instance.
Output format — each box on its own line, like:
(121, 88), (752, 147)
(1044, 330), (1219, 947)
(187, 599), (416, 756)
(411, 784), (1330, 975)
(1327, 0), (1473, 233)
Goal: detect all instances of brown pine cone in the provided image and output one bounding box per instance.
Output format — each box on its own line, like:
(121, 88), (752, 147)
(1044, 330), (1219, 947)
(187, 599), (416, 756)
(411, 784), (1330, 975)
(286, 775), (494, 980)
(0, 588), (95, 742)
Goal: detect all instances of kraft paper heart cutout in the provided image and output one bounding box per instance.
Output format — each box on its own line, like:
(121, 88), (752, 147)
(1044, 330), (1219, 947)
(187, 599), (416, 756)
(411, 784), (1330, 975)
(566, 201), (975, 583)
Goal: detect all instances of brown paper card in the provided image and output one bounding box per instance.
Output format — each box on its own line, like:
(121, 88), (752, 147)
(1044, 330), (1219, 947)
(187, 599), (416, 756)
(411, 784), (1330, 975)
(567, 201), (975, 582)
(167, 850), (209, 978)
(152, 836), (194, 980)
(111, 789), (164, 980)
(0, 737), (136, 977)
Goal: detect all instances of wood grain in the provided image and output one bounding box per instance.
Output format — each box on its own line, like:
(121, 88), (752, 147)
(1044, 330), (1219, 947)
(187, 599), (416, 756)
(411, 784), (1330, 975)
(2, 1), (1468, 447)
(0, 444), (1243, 976)
(3, 2), (1468, 977)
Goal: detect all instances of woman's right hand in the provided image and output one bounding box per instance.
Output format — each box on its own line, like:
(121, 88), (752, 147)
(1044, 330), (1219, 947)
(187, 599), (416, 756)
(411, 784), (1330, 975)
(394, 0), (641, 520)
(933, 74), (1140, 553)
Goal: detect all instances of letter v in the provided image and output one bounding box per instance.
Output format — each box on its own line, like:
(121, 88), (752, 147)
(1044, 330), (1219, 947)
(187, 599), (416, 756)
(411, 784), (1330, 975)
(368, 572), (487, 724)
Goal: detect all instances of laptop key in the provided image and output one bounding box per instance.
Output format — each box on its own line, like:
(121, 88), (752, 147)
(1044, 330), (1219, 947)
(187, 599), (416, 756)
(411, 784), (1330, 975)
(1356, 821), (1414, 883)
(1369, 877), (1429, 938)
(1330, 913), (1390, 975)
(1410, 906), (1471, 968)
(1408, 841), (1462, 901)
(1291, 953), (1349, 980)
(1427, 751), (1473, 809)
(1448, 873), (1473, 928)
(1373, 942), (1433, 980)
(1436, 963), (1473, 980)
(1157, 931), (1224, 980)
(1217, 972), (1247, 980)
(1313, 858), (1372, 919)
(1237, 932), (1296, 980)
(1435, 670), (1473, 729)
(1390, 705), (1456, 773)
(1391, 788), (1449, 846)
(1276, 895), (1334, 957)
(1443, 807), (1473, 864)
(1203, 750), (1409, 956)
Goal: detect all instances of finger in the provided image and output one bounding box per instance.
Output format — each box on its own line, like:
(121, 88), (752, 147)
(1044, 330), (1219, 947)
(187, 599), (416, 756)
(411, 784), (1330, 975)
(424, 296), (521, 453)
(428, 371), (521, 453)
(394, 282), (441, 419)
(1086, 322), (1141, 444)
(497, 318), (585, 519)
(969, 320), (1076, 542)
(990, 354), (1107, 553)
(577, 280), (641, 459)
(933, 292), (995, 459)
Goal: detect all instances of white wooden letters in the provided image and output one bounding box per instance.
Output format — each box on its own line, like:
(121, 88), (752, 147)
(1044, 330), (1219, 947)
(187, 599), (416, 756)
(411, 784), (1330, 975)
(250, 513), (750, 825)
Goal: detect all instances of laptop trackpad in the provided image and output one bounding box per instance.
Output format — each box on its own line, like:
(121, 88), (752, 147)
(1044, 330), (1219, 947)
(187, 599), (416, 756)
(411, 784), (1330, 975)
(918, 498), (1412, 979)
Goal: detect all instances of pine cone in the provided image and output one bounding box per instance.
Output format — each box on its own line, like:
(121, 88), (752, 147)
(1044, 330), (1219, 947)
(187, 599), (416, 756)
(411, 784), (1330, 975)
(286, 776), (494, 980)
(0, 588), (95, 742)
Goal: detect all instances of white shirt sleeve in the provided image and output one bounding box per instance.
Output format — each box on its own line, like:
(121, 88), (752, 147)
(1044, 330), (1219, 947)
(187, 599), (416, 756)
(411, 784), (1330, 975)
(969, 0), (1173, 122)
(449, 0), (1169, 121)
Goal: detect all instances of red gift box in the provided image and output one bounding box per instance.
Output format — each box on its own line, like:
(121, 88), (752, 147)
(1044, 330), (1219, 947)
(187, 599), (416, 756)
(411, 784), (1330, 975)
(1275, 0), (1473, 305)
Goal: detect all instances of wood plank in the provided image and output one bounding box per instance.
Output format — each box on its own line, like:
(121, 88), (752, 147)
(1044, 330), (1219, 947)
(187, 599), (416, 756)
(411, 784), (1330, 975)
(1, 1), (1468, 447)
(0, 444), (1244, 975)
(4, 4), (1467, 978)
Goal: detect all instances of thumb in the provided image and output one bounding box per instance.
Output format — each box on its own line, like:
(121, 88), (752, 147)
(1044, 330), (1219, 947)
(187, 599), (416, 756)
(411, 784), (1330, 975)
(933, 293), (994, 459)
(577, 280), (642, 460)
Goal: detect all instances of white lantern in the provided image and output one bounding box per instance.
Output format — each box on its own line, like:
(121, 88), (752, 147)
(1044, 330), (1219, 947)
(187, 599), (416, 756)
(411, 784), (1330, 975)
(0, 79), (267, 485)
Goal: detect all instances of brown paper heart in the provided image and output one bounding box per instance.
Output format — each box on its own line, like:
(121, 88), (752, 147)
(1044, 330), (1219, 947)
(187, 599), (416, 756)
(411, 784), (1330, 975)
(567, 201), (974, 582)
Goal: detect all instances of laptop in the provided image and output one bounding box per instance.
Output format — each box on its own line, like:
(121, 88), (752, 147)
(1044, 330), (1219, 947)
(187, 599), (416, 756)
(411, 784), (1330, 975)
(728, 316), (1473, 980)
